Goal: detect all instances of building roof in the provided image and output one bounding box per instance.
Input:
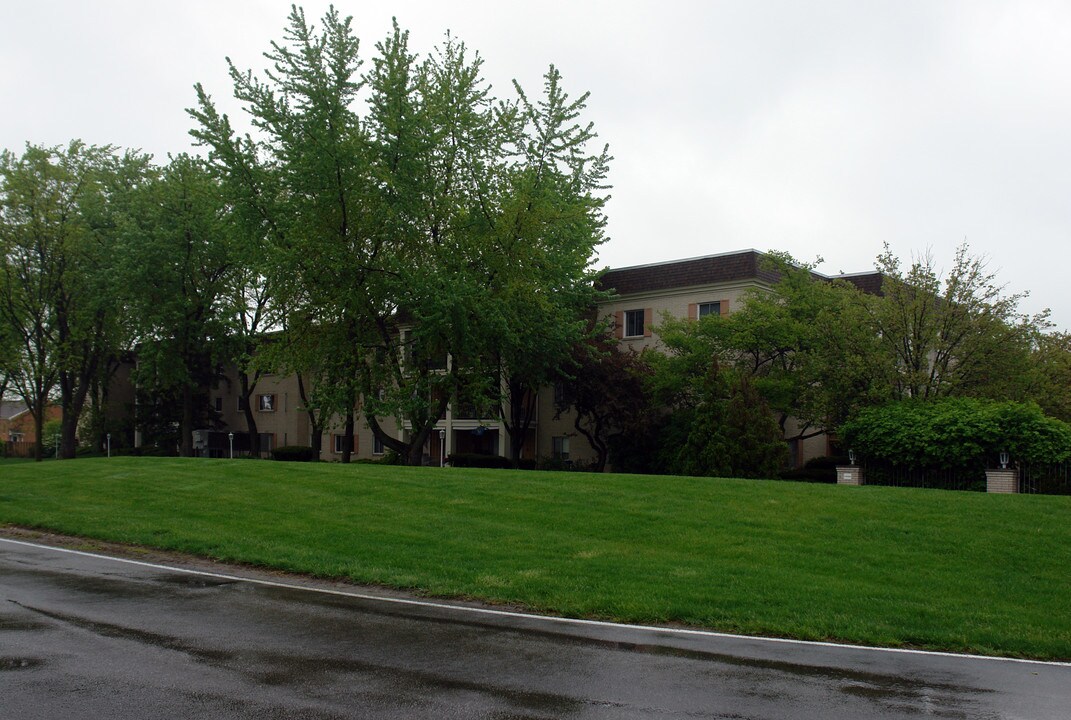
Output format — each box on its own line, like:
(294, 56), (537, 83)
(1, 400), (28, 421)
(598, 249), (782, 295)
(598, 249), (886, 298)
(834, 271), (885, 296)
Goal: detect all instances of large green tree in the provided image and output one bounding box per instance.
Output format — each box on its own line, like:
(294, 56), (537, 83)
(119, 154), (237, 456)
(481, 66), (611, 465)
(866, 242), (1037, 401)
(0, 142), (147, 459)
(192, 7), (608, 465)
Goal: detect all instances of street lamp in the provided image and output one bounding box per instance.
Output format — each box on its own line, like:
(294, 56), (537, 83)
(439, 429), (446, 468)
(228, 432), (234, 460)
(107, 433), (111, 458)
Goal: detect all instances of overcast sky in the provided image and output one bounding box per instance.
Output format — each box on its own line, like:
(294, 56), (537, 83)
(3, 1), (1069, 327)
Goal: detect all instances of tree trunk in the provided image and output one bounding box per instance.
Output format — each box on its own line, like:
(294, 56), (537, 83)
(296, 372), (324, 461)
(32, 394), (45, 462)
(341, 411), (354, 463)
(240, 372), (259, 455)
(180, 383), (195, 457)
(407, 435), (425, 466)
(505, 379), (535, 467)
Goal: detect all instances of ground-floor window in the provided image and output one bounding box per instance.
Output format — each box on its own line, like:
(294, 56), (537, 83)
(373, 435), (384, 455)
(552, 436), (570, 460)
(333, 434), (356, 454)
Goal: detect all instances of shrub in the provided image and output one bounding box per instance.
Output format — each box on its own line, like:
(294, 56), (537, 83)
(272, 445), (316, 462)
(840, 398), (1071, 469)
(447, 453), (512, 469)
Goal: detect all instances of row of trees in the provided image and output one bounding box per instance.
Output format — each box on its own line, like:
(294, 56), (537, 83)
(557, 247), (1071, 478)
(1, 7), (611, 462)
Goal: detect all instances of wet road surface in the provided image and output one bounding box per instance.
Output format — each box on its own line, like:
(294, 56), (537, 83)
(1, 535), (1068, 719)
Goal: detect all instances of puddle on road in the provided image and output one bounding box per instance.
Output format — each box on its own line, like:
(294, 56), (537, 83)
(12, 601), (235, 666)
(151, 573), (238, 589)
(0, 613), (50, 631)
(0, 656), (44, 671)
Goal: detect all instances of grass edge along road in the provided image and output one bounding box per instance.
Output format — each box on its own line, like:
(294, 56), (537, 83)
(2, 457), (1069, 660)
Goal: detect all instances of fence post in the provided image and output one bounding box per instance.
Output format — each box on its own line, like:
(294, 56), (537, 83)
(836, 465), (864, 486)
(985, 467), (1018, 493)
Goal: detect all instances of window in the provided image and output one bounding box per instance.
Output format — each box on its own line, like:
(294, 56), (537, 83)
(624, 309), (645, 338)
(373, 435), (384, 455)
(552, 436), (570, 460)
(698, 301), (721, 318)
(553, 381), (568, 407)
(258, 394), (276, 412)
(214, 397), (223, 413)
(333, 434), (355, 454)
(237, 396), (247, 412)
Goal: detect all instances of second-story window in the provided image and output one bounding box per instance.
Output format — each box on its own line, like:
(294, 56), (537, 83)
(698, 301), (721, 318)
(624, 309), (645, 338)
(258, 394), (276, 412)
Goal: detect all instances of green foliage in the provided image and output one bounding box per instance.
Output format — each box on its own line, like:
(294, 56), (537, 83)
(1028, 331), (1071, 423)
(869, 242), (1039, 401)
(271, 445), (316, 462)
(555, 329), (652, 472)
(41, 419), (63, 456)
(191, 8), (608, 465)
(117, 154), (236, 456)
(841, 397), (1071, 469)
(662, 371), (787, 479)
(1, 142), (150, 459)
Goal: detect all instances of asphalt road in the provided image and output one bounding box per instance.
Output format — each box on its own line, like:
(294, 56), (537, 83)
(1, 535), (1068, 719)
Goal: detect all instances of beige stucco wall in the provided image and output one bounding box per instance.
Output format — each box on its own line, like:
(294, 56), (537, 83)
(598, 282), (760, 352)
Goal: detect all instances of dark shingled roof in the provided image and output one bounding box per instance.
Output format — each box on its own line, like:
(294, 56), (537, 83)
(597, 249), (885, 298)
(598, 250), (781, 295)
(836, 272), (884, 296)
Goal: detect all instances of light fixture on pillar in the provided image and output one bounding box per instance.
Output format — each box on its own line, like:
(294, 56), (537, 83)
(848, 449), (856, 466)
(999, 450), (1009, 469)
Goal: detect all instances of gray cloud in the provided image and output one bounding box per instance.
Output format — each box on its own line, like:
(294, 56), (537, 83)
(3, 0), (1068, 326)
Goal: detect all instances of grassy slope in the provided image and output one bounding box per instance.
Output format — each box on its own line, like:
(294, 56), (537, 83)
(1, 457), (1069, 659)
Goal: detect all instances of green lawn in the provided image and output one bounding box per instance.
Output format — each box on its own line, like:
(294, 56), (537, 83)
(2, 457), (1069, 660)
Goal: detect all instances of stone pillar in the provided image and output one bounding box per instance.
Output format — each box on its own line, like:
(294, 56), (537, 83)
(836, 465), (864, 486)
(985, 468), (1018, 494)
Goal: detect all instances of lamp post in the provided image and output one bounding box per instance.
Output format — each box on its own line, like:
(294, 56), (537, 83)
(107, 433), (111, 458)
(439, 429), (446, 468)
(228, 432), (234, 460)
(999, 450), (1009, 469)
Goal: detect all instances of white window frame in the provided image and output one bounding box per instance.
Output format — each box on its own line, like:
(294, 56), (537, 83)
(624, 309), (645, 338)
(333, 434), (355, 454)
(698, 301), (721, 318)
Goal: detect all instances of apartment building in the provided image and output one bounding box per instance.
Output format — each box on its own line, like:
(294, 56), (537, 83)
(175, 249), (880, 467)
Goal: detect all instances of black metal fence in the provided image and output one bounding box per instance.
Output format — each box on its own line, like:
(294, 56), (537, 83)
(860, 460), (987, 492)
(1018, 462), (1071, 495)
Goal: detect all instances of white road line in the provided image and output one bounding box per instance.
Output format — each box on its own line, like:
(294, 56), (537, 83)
(2, 535), (1068, 668)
